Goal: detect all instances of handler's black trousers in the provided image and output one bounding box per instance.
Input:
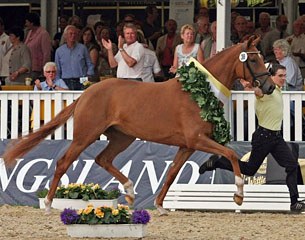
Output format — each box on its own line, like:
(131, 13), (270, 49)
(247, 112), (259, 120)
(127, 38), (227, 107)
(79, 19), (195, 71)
(216, 126), (299, 205)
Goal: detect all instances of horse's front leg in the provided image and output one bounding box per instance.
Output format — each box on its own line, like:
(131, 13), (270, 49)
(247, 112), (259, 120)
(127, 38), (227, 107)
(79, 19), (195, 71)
(226, 148), (244, 205)
(155, 147), (194, 216)
(196, 136), (244, 206)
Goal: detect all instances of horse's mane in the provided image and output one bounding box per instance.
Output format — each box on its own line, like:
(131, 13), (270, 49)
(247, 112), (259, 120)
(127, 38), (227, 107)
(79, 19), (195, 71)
(204, 42), (243, 65)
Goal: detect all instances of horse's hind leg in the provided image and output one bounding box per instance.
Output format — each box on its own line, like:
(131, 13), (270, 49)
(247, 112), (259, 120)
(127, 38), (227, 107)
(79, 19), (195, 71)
(44, 140), (93, 214)
(155, 147), (194, 216)
(95, 129), (136, 205)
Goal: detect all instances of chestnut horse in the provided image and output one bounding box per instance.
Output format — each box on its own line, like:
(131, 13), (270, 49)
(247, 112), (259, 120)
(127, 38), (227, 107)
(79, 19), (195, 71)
(3, 36), (274, 215)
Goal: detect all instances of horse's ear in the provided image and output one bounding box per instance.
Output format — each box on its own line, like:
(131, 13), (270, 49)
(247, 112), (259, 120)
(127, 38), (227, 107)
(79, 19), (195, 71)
(252, 34), (261, 47)
(246, 35), (260, 48)
(246, 35), (254, 49)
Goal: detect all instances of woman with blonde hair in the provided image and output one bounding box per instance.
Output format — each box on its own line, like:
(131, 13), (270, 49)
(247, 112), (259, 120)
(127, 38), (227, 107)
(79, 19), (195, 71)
(169, 24), (204, 75)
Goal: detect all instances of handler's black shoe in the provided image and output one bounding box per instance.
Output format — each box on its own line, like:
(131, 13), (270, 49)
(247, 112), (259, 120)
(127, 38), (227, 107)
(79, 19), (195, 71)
(199, 155), (219, 174)
(290, 201), (305, 213)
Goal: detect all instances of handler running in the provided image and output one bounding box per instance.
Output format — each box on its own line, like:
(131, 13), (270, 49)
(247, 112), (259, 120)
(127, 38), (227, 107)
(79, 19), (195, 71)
(199, 64), (305, 213)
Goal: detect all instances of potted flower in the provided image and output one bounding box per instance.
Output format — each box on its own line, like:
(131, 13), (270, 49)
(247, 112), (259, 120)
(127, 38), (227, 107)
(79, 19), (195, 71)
(37, 183), (120, 210)
(61, 204), (150, 238)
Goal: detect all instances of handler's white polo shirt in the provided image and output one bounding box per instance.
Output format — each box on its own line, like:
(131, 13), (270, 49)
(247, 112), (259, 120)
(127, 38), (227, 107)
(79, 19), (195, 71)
(115, 41), (145, 79)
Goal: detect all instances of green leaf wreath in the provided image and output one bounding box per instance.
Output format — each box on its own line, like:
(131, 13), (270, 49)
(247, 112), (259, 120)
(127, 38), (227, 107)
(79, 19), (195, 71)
(177, 62), (231, 145)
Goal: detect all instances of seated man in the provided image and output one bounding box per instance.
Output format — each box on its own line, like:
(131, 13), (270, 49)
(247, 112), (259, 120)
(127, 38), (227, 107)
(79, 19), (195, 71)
(34, 62), (69, 91)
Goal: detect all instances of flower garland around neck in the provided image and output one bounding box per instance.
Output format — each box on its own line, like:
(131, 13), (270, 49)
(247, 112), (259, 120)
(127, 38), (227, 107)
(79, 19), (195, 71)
(177, 62), (231, 145)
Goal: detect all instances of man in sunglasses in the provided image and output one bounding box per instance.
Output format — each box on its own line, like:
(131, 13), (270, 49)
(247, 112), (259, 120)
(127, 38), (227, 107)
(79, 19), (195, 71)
(34, 62), (68, 91)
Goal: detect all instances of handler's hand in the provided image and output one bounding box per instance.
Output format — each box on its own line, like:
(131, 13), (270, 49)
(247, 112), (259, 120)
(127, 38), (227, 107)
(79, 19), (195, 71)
(254, 87), (264, 97)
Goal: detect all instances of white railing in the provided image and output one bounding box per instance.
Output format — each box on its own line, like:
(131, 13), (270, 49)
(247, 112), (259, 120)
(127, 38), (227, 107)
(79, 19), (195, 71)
(229, 90), (305, 142)
(1, 90), (305, 142)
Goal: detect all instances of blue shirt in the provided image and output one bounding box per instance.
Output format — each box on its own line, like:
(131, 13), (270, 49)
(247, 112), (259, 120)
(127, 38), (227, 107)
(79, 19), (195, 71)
(34, 78), (69, 91)
(55, 43), (94, 79)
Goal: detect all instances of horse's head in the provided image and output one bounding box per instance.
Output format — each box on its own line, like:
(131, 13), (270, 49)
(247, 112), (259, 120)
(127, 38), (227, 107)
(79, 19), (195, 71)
(237, 35), (275, 94)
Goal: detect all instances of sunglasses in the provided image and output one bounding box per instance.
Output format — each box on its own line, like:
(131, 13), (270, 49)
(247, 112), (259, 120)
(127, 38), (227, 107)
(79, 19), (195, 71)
(45, 70), (56, 73)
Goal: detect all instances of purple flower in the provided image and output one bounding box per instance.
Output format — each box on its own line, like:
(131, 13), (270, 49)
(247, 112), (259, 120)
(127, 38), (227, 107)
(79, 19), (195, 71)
(131, 210), (150, 224)
(60, 208), (80, 225)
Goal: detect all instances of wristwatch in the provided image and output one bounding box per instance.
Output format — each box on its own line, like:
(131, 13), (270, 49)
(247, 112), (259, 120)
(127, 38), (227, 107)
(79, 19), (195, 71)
(119, 48), (124, 52)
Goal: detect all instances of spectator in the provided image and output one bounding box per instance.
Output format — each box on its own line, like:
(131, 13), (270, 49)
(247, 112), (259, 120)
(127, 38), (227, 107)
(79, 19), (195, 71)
(24, 12), (51, 80)
(198, 6), (209, 18)
(286, 19), (305, 79)
(123, 14), (136, 24)
(59, 15), (83, 45)
(273, 39), (303, 138)
(102, 23), (145, 81)
(137, 29), (162, 82)
(6, 26), (31, 85)
(230, 11), (240, 39)
(0, 17), (11, 85)
(55, 25), (94, 90)
(52, 15), (68, 54)
(98, 26), (118, 76)
(142, 4), (162, 49)
(254, 12), (273, 40)
(34, 62), (68, 90)
(68, 15), (83, 29)
(262, 14), (289, 63)
(246, 20), (255, 35)
(201, 21), (217, 59)
(194, 16), (210, 44)
(155, 19), (182, 80)
(79, 27), (100, 82)
(169, 24), (204, 75)
(231, 15), (251, 44)
(273, 39), (303, 91)
(94, 21), (106, 43)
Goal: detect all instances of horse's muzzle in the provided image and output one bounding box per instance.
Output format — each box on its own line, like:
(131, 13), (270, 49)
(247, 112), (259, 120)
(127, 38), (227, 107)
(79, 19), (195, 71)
(264, 84), (275, 95)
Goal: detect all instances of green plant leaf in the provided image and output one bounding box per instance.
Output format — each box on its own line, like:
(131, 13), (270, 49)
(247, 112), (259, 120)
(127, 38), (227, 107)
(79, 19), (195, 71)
(177, 62), (231, 145)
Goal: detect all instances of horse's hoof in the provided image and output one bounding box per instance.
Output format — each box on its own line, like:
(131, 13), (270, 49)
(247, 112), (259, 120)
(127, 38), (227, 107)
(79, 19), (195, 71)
(154, 200), (168, 216)
(158, 208), (169, 216)
(125, 195), (134, 206)
(44, 198), (52, 214)
(44, 209), (51, 215)
(233, 193), (244, 206)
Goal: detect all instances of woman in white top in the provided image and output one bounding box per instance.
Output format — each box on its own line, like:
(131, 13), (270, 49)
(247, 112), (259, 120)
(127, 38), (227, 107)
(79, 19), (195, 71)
(169, 24), (204, 75)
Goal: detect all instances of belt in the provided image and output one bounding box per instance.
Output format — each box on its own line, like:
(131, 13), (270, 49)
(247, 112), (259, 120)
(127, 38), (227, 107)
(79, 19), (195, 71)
(258, 126), (281, 136)
(63, 78), (80, 82)
(122, 78), (142, 81)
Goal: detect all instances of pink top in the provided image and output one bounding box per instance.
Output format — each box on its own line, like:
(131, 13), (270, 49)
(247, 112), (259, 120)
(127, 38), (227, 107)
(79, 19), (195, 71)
(25, 26), (51, 72)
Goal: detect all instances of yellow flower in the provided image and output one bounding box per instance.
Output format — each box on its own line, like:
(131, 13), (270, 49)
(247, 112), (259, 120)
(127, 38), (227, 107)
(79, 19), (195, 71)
(83, 205), (94, 215)
(118, 204), (129, 210)
(78, 209), (84, 215)
(92, 184), (100, 190)
(112, 209), (119, 216)
(95, 208), (104, 218)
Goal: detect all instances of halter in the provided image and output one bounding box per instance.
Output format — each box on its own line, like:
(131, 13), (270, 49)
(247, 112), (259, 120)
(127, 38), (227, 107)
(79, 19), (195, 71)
(239, 50), (271, 89)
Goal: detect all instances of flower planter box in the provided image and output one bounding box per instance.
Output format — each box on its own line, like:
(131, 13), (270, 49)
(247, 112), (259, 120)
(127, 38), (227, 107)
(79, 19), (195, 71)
(66, 224), (147, 238)
(39, 198), (118, 210)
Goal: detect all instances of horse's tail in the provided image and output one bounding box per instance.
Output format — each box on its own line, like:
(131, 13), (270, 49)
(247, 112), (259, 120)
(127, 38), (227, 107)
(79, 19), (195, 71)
(2, 98), (80, 167)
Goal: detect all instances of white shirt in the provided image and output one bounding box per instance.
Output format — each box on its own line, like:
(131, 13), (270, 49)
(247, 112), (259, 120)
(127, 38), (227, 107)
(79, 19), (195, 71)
(114, 41), (145, 79)
(141, 48), (161, 82)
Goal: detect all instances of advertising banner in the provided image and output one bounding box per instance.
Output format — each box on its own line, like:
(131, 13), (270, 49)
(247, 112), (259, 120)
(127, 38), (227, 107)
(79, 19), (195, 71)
(0, 140), (304, 208)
